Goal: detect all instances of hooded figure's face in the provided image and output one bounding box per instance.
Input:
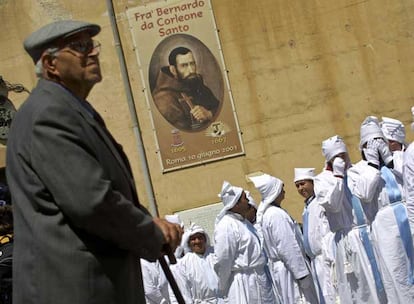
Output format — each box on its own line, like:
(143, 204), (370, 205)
(273, 186), (285, 207)
(245, 205), (257, 224)
(230, 191), (250, 217)
(388, 139), (403, 152)
(188, 232), (206, 254)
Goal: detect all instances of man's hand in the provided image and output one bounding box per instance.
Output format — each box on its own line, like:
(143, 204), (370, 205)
(190, 105), (213, 122)
(153, 217), (183, 256)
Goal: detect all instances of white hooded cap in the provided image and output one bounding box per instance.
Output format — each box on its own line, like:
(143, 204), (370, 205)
(380, 117), (406, 145)
(359, 116), (386, 149)
(181, 223), (211, 254)
(249, 173), (283, 205)
(321, 135), (348, 161)
(215, 181), (244, 224)
(249, 173), (284, 225)
(294, 168), (316, 183)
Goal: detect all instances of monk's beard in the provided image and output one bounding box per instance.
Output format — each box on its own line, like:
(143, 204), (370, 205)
(181, 74), (203, 89)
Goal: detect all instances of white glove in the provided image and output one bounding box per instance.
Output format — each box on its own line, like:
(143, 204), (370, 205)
(332, 157), (346, 177)
(363, 139), (380, 167)
(376, 138), (393, 166)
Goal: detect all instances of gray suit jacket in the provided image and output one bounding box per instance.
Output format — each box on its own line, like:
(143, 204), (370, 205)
(6, 79), (164, 304)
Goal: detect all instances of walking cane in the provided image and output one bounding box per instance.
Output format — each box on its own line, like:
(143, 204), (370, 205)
(158, 245), (186, 304)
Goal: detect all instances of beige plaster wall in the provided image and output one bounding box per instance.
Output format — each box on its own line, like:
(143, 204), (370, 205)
(1, 0), (414, 221)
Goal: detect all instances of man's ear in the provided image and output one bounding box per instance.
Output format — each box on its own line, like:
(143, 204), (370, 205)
(42, 54), (59, 77)
(169, 65), (178, 78)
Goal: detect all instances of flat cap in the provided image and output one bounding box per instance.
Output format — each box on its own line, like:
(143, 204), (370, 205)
(24, 19), (101, 63)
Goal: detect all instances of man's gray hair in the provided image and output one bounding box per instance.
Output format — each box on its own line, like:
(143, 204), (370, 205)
(34, 47), (60, 78)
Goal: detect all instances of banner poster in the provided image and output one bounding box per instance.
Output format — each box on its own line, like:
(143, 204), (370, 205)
(126, 0), (244, 172)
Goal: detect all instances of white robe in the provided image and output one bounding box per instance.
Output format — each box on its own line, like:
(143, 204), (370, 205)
(141, 259), (170, 304)
(314, 170), (354, 233)
(344, 160), (388, 304)
(315, 166), (386, 304)
(404, 143), (414, 225)
(213, 212), (277, 304)
(170, 246), (223, 304)
(303, 196), (337, 304)
(313, 166), (353, 304)
(260, 205), (315, 304)
(371, 168), (414, 303)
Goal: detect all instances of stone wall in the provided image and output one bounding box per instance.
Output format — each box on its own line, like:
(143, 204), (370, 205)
(1, 0), (413, 220)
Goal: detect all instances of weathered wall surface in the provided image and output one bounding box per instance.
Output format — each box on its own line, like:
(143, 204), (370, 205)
(1, 0), (414, 220)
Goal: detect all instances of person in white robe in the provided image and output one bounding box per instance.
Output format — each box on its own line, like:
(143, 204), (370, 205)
(213, 181), (279, 304)
(141, 258), (171, 304)
(294, 167), (337, 304)
(353, 115), (414, 303)
(314, 133), (388, 304)
(405, 107), (414, 225)
(372, 162), (414, 303)
(394, 106), (414, 303)
(170, 223), (223, 304)
(380, 116), (407, 176)
(250, 173), (318, 304)
(347, 117), (395, 304)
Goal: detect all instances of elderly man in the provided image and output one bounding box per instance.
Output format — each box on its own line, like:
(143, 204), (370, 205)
(151, 46), (220, 131)
(250, 173), (318, 304)
(6, 20), (182, 304)
(294, 168), (336, 304)
(213, 181), (279, 303)
(170, 223), (223, 304)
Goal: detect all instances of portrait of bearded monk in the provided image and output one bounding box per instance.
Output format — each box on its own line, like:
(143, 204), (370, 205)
(151, 46), (220, 131)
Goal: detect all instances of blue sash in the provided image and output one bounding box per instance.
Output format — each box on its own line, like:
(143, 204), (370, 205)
(381, 166), (414, 284)
(302, 207), (316, 259)
(311, 261), (326, 304)
(302, 200), (325, 303)
(344, 176), (386, 297)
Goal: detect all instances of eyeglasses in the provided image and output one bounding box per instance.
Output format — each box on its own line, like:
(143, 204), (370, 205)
(61, 40), (101, 56)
